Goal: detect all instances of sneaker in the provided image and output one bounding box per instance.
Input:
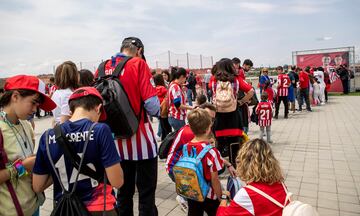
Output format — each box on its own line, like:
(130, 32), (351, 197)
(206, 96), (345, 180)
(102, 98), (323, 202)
(268, 140), (273, 144)
(307, 109), (312, 112)
(274, 115), (278, 119)
(284, 115), (288, 119)
(176, 195), (188, 213)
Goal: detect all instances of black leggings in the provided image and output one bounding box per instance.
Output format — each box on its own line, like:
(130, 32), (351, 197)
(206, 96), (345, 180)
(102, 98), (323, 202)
(216, 136), (242, 167)
(159, 117), (172, 140)
(188, 198), (220, 216)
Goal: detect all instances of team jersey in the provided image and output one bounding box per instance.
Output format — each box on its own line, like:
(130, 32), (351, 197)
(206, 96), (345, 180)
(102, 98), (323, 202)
(165, 125), (195, 176)
(181, 141), (224, 200)
(263, 87), (274, 104)
(95, 54), (158, 160)
(299, 71), (310, 89)
(168, 81), (186, 120)
(33, 119), (121, 212)
(256, 101), (273, 127)
(216, 182), (287, 216)
(49, 85), (58, 95)
(237, 68), (246, 80)
(277, 74), (290, 96)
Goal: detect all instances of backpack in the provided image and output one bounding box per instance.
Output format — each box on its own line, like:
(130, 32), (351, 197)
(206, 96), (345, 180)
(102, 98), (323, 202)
(94, 57), (140, 139)
(246, 183), (318, 216)
(173, 144), (212, 202)
(214, 81), (237, 113)
(158, 129), (179, 159)
(226, 176), (245, 199)
(46, 123), (106, 216)
(160, 94), (169, 118)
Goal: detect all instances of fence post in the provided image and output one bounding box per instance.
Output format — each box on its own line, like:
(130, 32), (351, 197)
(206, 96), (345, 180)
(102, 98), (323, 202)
(186, 52), (190, 69)
(177, 59), (179, 67)
(168, 50), (171, 67)
(211, 56), (214, 66)
(53, 65), (55, 74)
(80, 62), (82, 70)
(200, 54), (203, 69)
(156, 61), (158, 69)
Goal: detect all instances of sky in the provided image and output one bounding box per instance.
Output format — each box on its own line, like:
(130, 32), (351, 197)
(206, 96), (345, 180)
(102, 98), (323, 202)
(0, 0), (359, 78)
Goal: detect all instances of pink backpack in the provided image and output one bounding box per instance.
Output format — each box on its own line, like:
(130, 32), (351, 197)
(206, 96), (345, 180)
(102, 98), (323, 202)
(214, 81), (237, 113)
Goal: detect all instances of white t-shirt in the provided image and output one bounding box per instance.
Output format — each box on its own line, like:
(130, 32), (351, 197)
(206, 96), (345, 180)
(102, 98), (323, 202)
(51, 88), (73, 124)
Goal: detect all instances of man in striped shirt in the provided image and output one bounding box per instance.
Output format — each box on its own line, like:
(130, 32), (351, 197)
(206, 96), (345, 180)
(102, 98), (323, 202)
(274, 66), (290, 119)
(95, 37), (160, 216)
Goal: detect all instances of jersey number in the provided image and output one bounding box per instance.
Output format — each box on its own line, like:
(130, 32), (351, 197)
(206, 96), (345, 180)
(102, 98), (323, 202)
(55, 155), (98, 191)
(260, 110), (270, 120)
(283, 78), (289, 87)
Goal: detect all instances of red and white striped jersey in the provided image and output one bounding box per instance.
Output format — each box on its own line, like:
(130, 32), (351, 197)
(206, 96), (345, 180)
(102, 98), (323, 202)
(256, 101), (272, 127)
(216, 182), (287, 216)
(181, 141), (224, 200)
(49, 85), (58, 95)
(95, 56), (158, 161)
(168, 82), (186, 120)
(277, 74), (290, 96)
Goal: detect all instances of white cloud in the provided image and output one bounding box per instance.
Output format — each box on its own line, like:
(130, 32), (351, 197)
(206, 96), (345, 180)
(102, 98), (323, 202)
(237, 2), (277, 13)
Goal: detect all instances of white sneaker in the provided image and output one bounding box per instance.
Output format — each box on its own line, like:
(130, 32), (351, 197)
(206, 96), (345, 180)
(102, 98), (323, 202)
(176, 195), (188, 213)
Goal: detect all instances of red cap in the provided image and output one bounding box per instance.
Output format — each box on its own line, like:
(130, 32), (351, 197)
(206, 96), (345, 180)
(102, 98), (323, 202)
(4, 75), (56, 112)
(69, 87), (107, 121)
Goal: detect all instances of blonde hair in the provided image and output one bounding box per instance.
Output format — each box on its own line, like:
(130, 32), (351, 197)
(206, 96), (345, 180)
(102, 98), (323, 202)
(187, 109), (212, 136)
(236, 139), (284, 184)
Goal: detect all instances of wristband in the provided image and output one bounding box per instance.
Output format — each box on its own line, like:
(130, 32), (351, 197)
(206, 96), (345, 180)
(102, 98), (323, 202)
(13, 160), (26, 177)
(6, 164), (18, 182)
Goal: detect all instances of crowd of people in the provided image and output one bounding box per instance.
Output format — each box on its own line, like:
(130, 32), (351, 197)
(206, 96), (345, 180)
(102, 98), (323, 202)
(0, 36), (339, 216)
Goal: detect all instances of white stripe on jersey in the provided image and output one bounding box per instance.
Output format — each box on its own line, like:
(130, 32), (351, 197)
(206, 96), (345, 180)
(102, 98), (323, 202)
(140, 130), (148, 160)
(131, 135), (137, 160)
(114, 139), (120, 158)
(122, 139), (129, 160)
(144, 122), (157, 157)
(234, 188), (255, 215)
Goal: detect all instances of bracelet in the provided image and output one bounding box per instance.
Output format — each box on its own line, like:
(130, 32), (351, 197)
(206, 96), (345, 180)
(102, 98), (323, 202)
(13, 160), (26, 177)
(6, 164), (18, 182)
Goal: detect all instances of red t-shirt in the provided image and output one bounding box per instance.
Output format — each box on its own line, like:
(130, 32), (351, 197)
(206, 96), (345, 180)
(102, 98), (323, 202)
(299, 71), (310, 89)
(263, 87), (274, 104)
(256, 101), (273, 127)
(277, 74), (290, 96)
(156, 86), (167, 104)
(237, 68), (246, 80)
(94, 56), (157, 160)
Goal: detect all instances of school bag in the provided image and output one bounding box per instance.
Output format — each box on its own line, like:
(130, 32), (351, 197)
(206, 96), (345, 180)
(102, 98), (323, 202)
(226, 176), (245, 199)
(94, 57), (140, 139)
(214, 81), (237, 113)
(158, 129), (179, 159)
(46, 123), (107, 216)
(173, 144), (212, 202)
(160, 94), (169, 118)
(246, 183), (318, 216)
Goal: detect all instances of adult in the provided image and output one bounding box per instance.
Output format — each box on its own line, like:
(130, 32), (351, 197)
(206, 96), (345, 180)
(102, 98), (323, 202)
(186, 72), (197, 106)
(274, 66), (290, 119)
(212, 59), (254, 166)
(337, 64), (349, 94)
(259, 68), (270, 94)
(161, 69), (170, 87)
(204, 69), (212, 102)
(298, 68), (312, 111)
(78, 69), (95, 87)
(168, 68), (193, 130)
(0, 75), (56, 216)
(232, 57), (244, 80)
(94, 37), (160, 216)
(288, 65), (299, 112)
(216, 139), (287, 216)
(51, 61), (79, 125)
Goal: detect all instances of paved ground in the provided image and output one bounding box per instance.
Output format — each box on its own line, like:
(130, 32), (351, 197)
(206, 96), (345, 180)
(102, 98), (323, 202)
(34, 95), (360, 216)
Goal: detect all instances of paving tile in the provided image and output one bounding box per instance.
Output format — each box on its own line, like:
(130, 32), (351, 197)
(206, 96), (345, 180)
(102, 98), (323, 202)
(339, 202), (360, 213)
(317, 207), (339, 216)
(317, 198), (339, 210)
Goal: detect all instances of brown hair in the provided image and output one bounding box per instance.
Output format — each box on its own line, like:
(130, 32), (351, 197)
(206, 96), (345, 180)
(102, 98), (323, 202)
(236, 139), (284, 184)
(55, 61), (79, 89)
(187, 109), (212, 136)
(198, 103), (216, 112)
(0, 90), (44, 108)
(261, 92), (268, 101)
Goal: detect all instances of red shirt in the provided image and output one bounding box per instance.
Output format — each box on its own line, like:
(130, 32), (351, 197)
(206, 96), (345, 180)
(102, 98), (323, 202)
(156, 86), (167, 104)
(217, 182), (287, 216)
(165, 125), (194, 175)
(277, 74), (290, 96)
(168, 81), (186, 120)
(95, 56), (157, 160)
(256, 101), (273, 127)
(263, 87), (274, 104)
(181, 141), (224, 200)
(299, 71), (310, 89)
(237, 68), (246, 80)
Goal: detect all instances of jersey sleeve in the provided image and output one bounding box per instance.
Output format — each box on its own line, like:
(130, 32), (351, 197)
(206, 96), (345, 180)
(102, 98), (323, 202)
(238, 78), (252, 93)
(95, 124), (121, 167)
(206, 148), (224, 173)
(170, 85), (182, 104)
(33, 132), (51, 175)
(138, 59), (157, 101)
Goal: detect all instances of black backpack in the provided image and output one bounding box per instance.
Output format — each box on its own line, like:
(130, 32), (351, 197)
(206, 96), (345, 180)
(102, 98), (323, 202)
(94, 57), (140, 139)
(45, 123), (106, 216)
(158, 129), (179, 159)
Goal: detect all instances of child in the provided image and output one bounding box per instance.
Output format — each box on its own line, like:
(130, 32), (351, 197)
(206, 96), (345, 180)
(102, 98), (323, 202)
(263, 80), (274, 105)
(32, 87), (124, 215)
(177, 109), (225, 216)
(0, 75), (56, 216)
(256, 92), (273, 143)
(196, 94), (207, 107)
(154, 74), (172, 140)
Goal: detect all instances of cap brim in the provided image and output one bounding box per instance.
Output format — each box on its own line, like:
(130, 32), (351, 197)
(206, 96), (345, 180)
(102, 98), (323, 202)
(99, 106), (107, 121)
(38, 93), (57, 112)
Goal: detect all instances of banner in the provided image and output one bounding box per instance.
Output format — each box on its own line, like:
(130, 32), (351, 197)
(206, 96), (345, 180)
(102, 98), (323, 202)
(296, 51), (349, 92)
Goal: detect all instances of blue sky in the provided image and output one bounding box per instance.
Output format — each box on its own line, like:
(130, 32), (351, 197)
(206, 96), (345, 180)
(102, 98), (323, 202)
(0, 0), (359, 78)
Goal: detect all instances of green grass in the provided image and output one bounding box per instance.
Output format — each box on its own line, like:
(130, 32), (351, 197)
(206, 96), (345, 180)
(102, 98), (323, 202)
(329, 92), (360, 96)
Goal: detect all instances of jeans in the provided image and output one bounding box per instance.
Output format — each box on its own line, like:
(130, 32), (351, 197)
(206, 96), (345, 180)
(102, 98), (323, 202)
(298, 88), (311, 110)
(260, 126), (272, 142)
(32, 208), (39, 216)
(168, 117), (185, 131)
(116, 158), (158, 216)
(187, 89), (193, 106)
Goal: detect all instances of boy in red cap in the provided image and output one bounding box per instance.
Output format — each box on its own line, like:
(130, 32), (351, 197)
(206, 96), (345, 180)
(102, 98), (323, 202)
(32, 87), (124, 216)
(0, 75), (56, 216)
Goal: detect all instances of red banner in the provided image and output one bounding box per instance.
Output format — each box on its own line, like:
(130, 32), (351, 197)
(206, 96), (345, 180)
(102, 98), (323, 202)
(296, 52), (349, 92)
